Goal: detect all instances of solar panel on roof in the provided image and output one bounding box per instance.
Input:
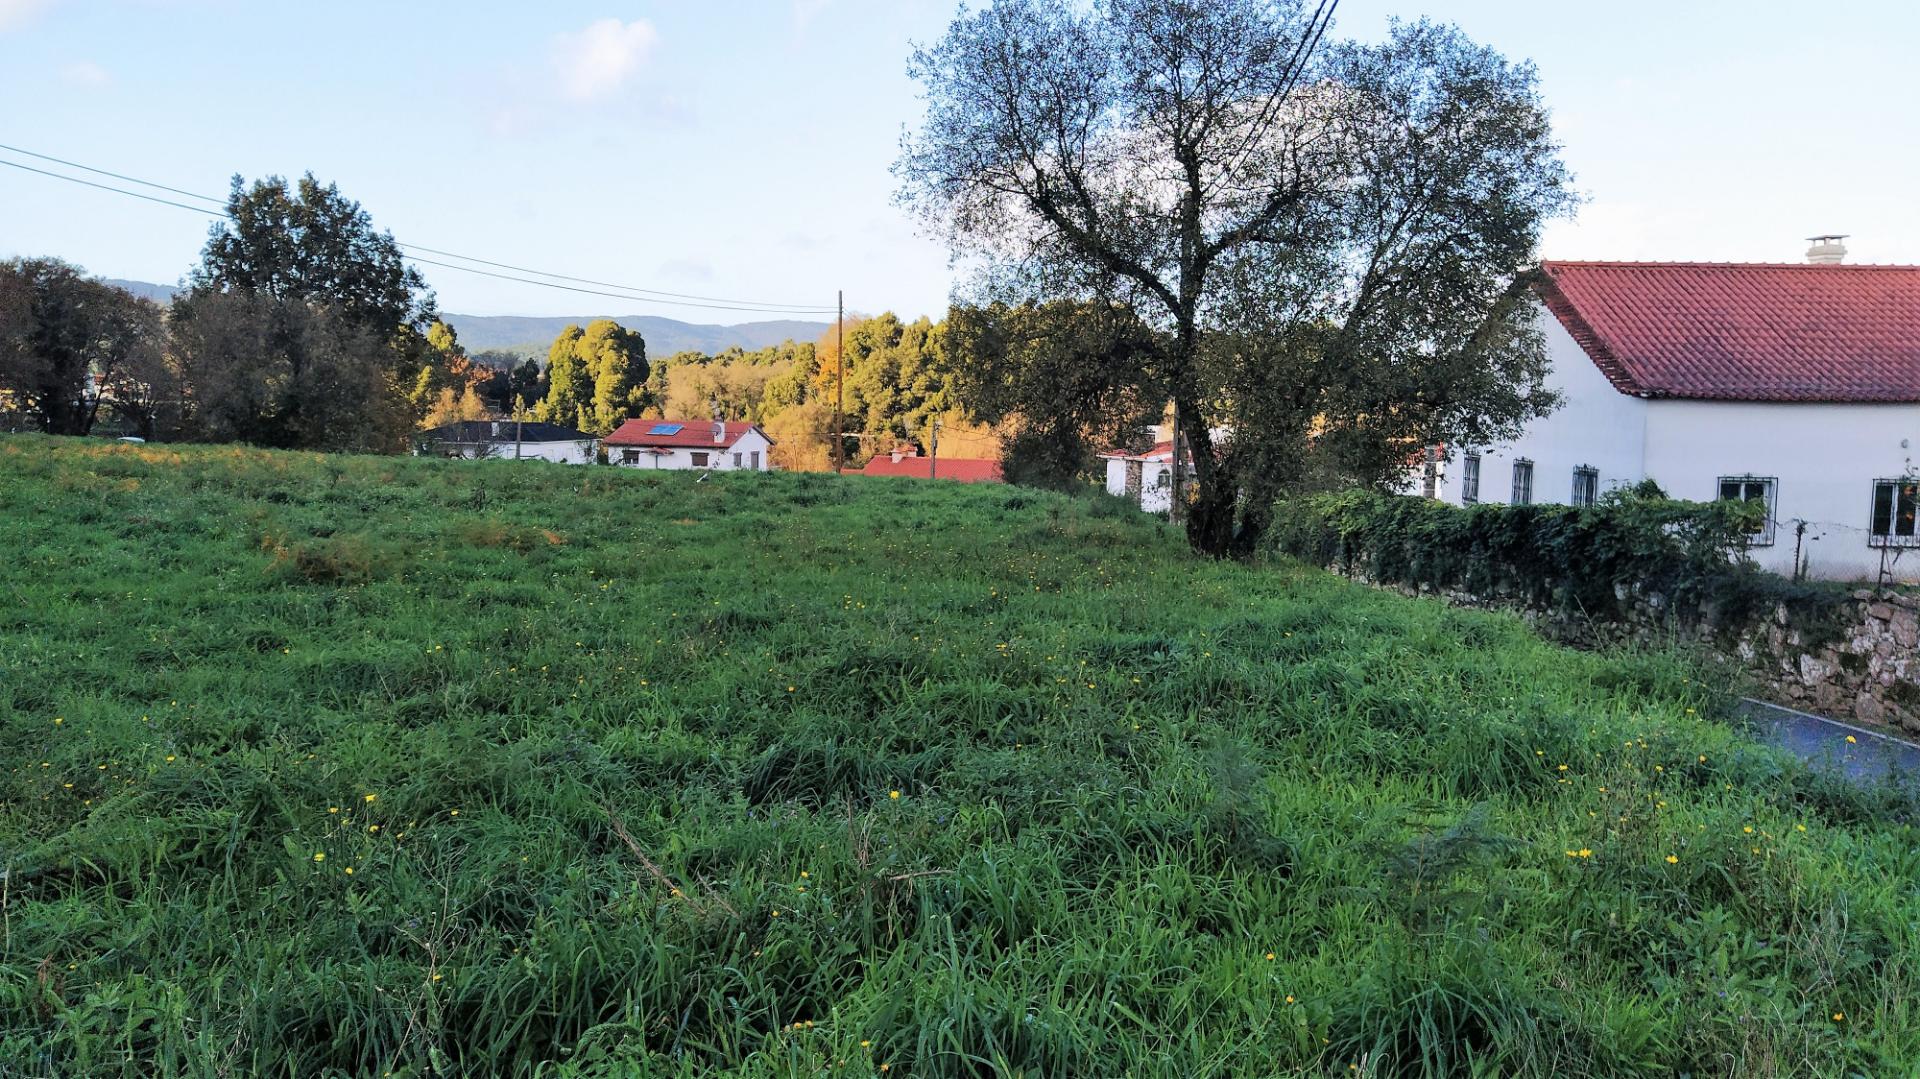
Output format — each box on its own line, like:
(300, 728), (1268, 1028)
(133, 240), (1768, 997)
(648, 423), (683, 435)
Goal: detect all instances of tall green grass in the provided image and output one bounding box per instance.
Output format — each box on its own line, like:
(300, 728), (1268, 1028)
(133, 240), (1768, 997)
(1, 434), (1915, 1077)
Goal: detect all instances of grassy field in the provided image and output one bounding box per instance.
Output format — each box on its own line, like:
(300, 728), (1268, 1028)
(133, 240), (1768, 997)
(2, 435), (1917, 1078)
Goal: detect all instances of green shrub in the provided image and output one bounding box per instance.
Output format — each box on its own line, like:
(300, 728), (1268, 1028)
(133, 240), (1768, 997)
(1269, 487), (1850, 640)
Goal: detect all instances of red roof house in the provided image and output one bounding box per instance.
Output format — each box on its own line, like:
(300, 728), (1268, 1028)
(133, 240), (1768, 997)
(860, 446), (1003, 483)
(1432, 247), (1920, 583)
(604, 419), (775, 471)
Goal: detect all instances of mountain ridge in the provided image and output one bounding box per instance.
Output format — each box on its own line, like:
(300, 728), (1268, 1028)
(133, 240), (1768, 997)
(97, 279), (831, 358)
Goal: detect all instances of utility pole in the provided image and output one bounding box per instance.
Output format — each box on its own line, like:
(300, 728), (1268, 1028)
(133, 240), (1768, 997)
(834, 290), (845, 473)
(929, 418), (941, 480)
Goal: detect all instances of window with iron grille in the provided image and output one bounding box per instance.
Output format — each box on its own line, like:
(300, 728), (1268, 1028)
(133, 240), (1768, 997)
(1461, 454), (1480, 504)
(620, 448), (639, 465)
(1870, 479), (1920, 547)
(1572, 466), (1599, 507)
(1717, 476), (1776, 546)
(1511, 459), (1533, 505)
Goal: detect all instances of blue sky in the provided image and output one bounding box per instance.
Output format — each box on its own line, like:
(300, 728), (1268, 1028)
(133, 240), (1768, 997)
(2, 0), (1915, 324)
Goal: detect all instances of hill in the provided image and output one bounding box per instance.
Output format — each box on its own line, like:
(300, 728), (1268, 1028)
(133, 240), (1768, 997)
(101, 277), (180, 303)
(2, 436), (1913, 1076)
(93, 280), (831, 357)
(439, 312), (831, 358)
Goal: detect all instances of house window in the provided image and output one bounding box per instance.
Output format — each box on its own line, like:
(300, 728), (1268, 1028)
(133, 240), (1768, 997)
(1870, 479), (1920, 547)
(1572, 466), (1599, 507)
(1461, 454), (1480, 505)
(690, 451), (709, 467)
(733, 452), (743, 468)
(620, 448), (639, 465)
(1718, 476), (1777, 546)
(750, 450), (761, 470)
(1511, 459), (1534, 505)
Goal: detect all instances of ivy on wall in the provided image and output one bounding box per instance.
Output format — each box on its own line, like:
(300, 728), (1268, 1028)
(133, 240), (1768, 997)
(1268, 484), (1850, 638)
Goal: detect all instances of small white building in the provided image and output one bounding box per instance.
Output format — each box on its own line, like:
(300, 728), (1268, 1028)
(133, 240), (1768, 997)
(604, 419), (775, 471)
(415, 420), (597, 465)
(1099, 437), (1191, 513)
(1432, 247), (1920, 582)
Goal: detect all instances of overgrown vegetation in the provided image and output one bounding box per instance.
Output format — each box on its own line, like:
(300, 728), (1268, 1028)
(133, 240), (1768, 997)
(3, 436), (1916, 1077)
(1269, 485), (1853, 639)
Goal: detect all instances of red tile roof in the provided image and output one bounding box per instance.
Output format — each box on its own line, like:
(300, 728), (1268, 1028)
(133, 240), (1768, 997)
(1537, 261), (1920, 403)
(860, 456), (1003, 483)
(1098, 441), (1190, 462)
(604, 419), (771, 448)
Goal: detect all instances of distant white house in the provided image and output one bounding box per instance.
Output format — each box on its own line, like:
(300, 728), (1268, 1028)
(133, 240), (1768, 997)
(1099, 436), (1191, 513)
(604, 419), (775, 471)
(1431, 243), (1920, 582)
(415, 420), (597, 465)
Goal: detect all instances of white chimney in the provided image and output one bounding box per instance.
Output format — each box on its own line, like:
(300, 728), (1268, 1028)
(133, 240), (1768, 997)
(713, 421), (726, 444)
(1806, 234), (1848, 265)
(890, 449), (903, 463)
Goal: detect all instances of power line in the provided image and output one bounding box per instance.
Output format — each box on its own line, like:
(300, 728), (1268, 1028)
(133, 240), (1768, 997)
(0, 146), (839, 315)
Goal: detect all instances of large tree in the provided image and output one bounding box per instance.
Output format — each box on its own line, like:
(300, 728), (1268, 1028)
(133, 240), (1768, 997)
(169, 291), (412, 452)
(0, 258), (166, 437)
(898, 0), (1573, 555)
(174, 174), (440, 450)
(534, 320), (648, 434)
(191, 174), (435, 343)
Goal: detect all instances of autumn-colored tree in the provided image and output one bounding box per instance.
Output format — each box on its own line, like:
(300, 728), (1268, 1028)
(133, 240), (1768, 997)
(763, 400), (835, 471)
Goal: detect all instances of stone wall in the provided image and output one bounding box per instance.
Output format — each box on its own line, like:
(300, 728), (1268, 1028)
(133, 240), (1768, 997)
(1349, 571), (1920, 736)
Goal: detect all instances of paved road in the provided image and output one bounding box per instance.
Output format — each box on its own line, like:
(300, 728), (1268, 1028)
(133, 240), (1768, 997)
(1738, 698), (1920, 790)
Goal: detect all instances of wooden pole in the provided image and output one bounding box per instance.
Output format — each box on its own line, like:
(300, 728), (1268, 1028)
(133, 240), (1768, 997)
(834, 290), (844, 473)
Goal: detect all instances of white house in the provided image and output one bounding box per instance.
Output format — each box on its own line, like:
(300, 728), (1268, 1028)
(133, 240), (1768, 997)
(604, 419), (775, 471)
(1099, 437), (1190, 513)
(1432, 246), (1920, 582)
(415, 420), (597, 465)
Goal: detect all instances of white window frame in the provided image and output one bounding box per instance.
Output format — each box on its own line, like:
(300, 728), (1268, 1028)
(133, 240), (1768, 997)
(1511, 459), (1534, 506)
(1572, 466), (1599, 507)
(1717, 475), (1777, 547)
(1870, 478), (1920, 548)
(1461, 453), (1480, 505)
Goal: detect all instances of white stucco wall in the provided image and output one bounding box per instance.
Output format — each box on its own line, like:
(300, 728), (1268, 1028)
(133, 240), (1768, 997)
(1643, 400), (1920, 581)
(1436, 308), (1648, 506)
(481, 440), (595, 465)
(1437, 306), (1920, 582)
(1102, 456), (1174, 512)
(612, 429), (774, 471)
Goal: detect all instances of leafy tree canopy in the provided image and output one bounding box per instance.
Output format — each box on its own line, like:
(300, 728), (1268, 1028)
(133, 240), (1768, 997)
(898, 0), (1574, 554)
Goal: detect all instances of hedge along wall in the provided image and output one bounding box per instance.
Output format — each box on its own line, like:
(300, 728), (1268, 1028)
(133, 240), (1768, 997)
(1269, 488), (1920, 734)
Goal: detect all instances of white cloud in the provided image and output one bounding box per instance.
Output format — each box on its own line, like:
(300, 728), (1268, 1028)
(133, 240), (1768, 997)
(0, 0), (52, 32)
(552, 17), (659, 102)
(60, 60), (109, 87)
